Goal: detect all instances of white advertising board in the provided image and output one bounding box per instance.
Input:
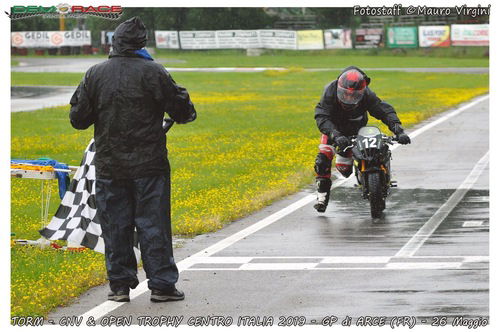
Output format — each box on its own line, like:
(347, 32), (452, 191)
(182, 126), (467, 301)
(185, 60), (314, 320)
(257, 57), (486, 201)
(11, 31), (92, 48)
(258, 30), (297, 50)
(419, 26), (450, 47)
(179, 31), (217, 49)
(451, 24), (488, 46)
(216, 30), (260, 49)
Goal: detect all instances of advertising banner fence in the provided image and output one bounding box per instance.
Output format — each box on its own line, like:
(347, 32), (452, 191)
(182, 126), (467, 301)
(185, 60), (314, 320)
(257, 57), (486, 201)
(154, 31), (180, 49)
(11, 31), (91, 48)
(354, 28), (383, 48)
(258, 30), (297, 49)
(179, 31), (217, 49)
(297, 30), (324, 50)
(178, 29), (297, 49)
(14, 25), (487, 50)
(324, 29), (352, 49)
(418, 26), (450, 47)
(216, 30), (260, 49)
(451, 24), (489, 46)
(387, 26), (418, 48)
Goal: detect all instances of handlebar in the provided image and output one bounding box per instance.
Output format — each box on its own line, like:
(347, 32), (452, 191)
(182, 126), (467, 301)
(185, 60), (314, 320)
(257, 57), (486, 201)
(384, 135), (399, 144)
(341, 135), (399, 152)
(347, 135), (399, 143)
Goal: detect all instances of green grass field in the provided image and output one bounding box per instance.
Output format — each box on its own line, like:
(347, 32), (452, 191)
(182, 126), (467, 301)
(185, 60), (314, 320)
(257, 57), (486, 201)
(153, 48), (489, 68)
(11, 68), (489, 317)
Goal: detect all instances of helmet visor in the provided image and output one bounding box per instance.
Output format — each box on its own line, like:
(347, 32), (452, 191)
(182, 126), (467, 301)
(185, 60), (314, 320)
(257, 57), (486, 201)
(337, 86), (364, 105)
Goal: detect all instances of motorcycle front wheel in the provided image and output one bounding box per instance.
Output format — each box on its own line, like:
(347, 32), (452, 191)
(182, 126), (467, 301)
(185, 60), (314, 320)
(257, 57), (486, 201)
(367, 172), (385, 219)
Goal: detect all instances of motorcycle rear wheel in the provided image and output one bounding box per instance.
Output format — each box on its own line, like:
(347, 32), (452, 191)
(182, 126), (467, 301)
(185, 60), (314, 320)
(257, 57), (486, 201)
(367, 172), (384, 219)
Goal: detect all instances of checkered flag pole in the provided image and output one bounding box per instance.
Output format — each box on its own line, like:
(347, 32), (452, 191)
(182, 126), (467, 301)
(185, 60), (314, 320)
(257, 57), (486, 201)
(40, 139), (140, 260)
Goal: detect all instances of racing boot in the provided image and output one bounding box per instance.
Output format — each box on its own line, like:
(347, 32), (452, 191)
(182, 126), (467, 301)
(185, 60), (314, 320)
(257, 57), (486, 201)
(314, 178), (332, 213)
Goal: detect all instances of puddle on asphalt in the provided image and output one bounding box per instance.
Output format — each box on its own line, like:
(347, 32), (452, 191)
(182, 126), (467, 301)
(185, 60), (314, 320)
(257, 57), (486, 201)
(11, 86), (74, 99)
(318, 187), (489, 246)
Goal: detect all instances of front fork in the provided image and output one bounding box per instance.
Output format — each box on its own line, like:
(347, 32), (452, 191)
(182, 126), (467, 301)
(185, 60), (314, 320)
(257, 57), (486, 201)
(355, 160), (391, 199)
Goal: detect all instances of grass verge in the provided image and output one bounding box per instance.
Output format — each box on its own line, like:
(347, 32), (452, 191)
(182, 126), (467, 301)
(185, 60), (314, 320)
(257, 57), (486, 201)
(12, 72), (84, 86)
(11, 70), (489, 317)
(153, 48), (489, 68)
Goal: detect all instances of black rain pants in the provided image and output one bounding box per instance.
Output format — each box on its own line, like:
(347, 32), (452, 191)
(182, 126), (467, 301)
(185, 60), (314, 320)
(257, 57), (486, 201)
(95, 168), (179, 293)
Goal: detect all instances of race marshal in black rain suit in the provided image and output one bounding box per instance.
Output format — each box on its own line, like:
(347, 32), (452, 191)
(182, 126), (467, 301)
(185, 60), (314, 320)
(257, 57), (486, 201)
(69, 17), (196, 303)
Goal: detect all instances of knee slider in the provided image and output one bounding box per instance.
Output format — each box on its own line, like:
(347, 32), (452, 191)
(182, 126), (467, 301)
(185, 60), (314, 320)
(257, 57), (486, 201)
(336, 164), (353, 178)
(335, 153), (353, 178)
(315, 153), (332, 176)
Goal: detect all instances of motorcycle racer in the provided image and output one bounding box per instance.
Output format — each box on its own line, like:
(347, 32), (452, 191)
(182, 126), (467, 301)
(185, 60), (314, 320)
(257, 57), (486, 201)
(313, 66), (411, 212)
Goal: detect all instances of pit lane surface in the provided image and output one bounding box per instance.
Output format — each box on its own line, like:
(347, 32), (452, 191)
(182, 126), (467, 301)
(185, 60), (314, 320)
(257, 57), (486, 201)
(47, 96), (489, 326)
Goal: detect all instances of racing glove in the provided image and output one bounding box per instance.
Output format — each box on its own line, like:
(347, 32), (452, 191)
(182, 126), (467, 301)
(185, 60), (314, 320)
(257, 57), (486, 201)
(333, 135), (350, 151)
(397, 133), (411, 145)
(391, 123), (411, 145)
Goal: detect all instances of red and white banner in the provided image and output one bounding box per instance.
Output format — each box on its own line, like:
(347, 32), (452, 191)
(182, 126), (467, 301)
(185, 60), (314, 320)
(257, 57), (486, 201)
(451, 24), (489, 46)
(419, 26), (450, 47)
(324, 29), (352, 49)
(11, 31), (91, 48)
(354, 28), (383, 48)
(154, 31), (180, 49)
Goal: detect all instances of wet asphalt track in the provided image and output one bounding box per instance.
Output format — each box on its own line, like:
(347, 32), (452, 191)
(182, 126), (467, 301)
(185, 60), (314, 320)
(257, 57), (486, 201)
(44, 96), (489, 327)
(11, 86), (75, 112)
(12, 57), (489, 74)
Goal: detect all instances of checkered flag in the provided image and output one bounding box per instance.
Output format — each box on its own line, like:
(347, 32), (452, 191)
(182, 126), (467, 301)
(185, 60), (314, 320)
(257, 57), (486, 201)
(40, 139), (140, 259)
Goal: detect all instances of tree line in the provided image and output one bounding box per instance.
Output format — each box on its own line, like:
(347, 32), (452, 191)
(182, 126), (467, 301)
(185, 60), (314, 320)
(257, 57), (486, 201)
(11, 7), (355, 32)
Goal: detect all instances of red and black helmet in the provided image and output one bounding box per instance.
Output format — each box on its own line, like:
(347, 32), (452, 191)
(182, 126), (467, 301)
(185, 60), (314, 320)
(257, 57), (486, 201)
(337, 69), (367, 106)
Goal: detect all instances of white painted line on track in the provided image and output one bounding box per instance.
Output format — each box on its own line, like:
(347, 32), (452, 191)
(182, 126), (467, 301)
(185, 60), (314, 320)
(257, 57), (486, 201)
(463, 196), (489, 203)
(187, 255), (488, 262)
(385, 262), (463, 269)
(321, 256), (391, 264)
(462, 256), (489, 263)
(395, 151), (489, 258)
(189, 256), (253, 264)
(184, 255), (489, 271)
(462, 221), (485, 227)
(240, 263), (318, 270)
(186, 259), (487, 271)
(79, 95), (489, 321)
